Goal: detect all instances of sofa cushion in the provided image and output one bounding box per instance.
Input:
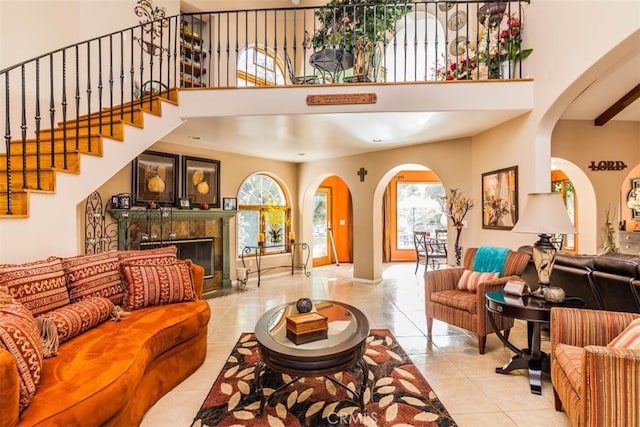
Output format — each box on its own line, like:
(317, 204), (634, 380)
(431, 289), (477, 313)
(120, 261), (196, 310)
(608, 318), (640, 349)
(16, 299), (210, 427)
(61, 250), (123, 305)
(554, 343), (583, 396)
(37, 296), (115, 345)
(0, 288), (43, 411)
(0, 257), (69, 316)
(117, 246), (178, 265)
(457, 270), (499, 292)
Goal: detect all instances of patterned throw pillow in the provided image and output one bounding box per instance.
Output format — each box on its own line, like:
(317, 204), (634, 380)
(0, 257), (70, 316)
(117, 246), (178, 265)
(120, 261), (196, 310)
(0, 288), (44, 412)
(608, 318), (640, 349)
(456, 269), (500, 292)
(37, 296), (115, 344)
(61, 250), (123, 305)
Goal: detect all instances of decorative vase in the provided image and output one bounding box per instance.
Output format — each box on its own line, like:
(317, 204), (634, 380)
(500, 60), (515, 79)
(454, 226), (463, 266)
(543, 286), (566, 303)
(296, 298), (313, 313)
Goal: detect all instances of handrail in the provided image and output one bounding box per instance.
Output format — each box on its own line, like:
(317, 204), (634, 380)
(1, 1), (531, 215)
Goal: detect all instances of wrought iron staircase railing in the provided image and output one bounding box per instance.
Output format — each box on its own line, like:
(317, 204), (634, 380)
(1, 1), (531, 217)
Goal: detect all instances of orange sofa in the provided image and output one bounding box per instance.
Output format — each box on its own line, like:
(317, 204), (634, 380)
(0, 260), (211, 427)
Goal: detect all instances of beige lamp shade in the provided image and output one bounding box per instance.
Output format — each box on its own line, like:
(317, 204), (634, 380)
(512, 193), (576, 235)
(512, 193), (575, 286)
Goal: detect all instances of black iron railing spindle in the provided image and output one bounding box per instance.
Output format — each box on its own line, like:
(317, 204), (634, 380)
(34, 59), (42, 190)
(4, 73), (12, 214)
(84, 41), (92, 164)
(49, 54), (56, 172)
(20, 65), (27, 188)
(61, 50), (68, 158)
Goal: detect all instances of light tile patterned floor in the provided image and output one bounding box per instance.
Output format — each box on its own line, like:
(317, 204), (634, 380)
(141, 263), (571, 427)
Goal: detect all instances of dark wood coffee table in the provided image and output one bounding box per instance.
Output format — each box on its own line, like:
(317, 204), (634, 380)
(254, 300), (370, 416)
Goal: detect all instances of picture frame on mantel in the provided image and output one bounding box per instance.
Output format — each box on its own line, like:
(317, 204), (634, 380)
(132, 151), (178, 206)
(482, 165), (518, 230)
(182, 156), (221, 208)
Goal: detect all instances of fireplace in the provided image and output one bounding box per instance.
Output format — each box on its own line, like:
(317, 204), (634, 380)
(108, 208), (237, 296)
(141, 238), (214, 278)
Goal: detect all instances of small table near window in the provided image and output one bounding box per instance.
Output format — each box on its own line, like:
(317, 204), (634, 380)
(485, 290), (585, 395)
(241, 242), (311, 286)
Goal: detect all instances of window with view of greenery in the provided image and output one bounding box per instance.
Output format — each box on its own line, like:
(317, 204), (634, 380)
(396, 182), (445, 250)
(237, 174), (290, 254)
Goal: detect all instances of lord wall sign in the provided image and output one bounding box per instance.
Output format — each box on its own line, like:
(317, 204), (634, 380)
(588, 160), (627, 171)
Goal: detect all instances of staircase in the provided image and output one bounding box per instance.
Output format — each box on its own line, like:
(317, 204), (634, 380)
(0, 90), (179, 219)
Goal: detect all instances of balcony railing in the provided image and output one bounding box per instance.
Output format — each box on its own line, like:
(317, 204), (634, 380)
(0, 0), (530, 215)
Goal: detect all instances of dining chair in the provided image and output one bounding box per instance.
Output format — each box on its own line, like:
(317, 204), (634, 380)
(284, 53), (319, 85)
(413, 231), (428, 274)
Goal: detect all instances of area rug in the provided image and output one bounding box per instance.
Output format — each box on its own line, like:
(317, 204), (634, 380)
(192, 329), (457, 426)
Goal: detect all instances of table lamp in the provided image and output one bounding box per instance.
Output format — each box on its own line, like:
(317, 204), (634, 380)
(512, 193), (576, 290)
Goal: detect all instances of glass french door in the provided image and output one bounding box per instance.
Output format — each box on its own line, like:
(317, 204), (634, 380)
(313, 187), (333, 266)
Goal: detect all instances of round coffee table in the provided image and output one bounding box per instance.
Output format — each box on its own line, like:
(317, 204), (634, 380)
(254, 300), (370, 416)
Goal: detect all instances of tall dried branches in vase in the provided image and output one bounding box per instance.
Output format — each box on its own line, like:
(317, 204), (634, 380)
(442, 189), (477, 265)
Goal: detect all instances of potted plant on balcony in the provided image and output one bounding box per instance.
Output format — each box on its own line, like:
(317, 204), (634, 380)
(312, 0), (411, 81)
(477, 13), (532, 79)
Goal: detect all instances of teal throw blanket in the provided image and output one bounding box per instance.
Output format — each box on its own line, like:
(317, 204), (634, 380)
(472, 246), (510, 276)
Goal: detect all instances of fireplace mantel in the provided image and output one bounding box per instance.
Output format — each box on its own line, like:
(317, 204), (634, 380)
(108, 208), (237, 295)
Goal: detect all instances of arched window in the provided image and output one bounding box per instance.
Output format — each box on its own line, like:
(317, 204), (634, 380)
(384, 12), (446, 82)
(237, 174), (291, 254)
(237, 46), (285, 86)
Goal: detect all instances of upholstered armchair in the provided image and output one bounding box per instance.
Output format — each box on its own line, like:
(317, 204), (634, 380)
(425, 247), (531, 354)
(551, 307), (640, 427)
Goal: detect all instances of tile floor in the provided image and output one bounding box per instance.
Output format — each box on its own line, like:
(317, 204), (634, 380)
(141, 263), (571, 427)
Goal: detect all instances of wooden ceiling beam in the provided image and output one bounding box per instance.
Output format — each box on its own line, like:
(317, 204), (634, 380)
(594, 83), (640, 126)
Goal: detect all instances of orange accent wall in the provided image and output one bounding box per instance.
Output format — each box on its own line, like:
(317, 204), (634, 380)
(320, 176), (351, 263)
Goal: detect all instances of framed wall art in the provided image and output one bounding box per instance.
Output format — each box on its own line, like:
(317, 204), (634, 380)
(132, 151), (178, 206)
(223, 197), (237, 211)
(182, 156), (220, 208)
(482, 165), (518, 230)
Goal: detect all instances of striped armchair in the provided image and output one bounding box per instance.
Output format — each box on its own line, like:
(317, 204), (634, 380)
(551, 307), (640, 427)
(424, 247), (531, 354)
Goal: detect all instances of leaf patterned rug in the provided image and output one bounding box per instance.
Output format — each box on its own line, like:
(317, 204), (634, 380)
(192, 329), (457, 426)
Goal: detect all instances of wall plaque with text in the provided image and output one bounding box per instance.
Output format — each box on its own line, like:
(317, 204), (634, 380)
(306, 93), (377, 106)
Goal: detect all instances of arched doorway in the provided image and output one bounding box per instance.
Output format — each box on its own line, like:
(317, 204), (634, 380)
(313, 176), (352, 267)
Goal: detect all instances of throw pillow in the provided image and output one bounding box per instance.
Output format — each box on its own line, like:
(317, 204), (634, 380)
(117, 246), (178, 265)
(61, 250), (123, 305)
(37, 296), (115, 348)
(456, 269), (500, 292)
(0, 256), (69, 316)
(0, 287), (44, 412)
(120, 261), (196, 310)
(608, 318), (640, 349)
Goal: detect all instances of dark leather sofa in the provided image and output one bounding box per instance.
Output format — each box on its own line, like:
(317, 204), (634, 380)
(518, 246), (640, 313)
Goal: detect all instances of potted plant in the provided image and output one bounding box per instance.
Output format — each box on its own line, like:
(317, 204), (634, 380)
(312, 0), (411, 81)
(477, 13), (532, 78)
